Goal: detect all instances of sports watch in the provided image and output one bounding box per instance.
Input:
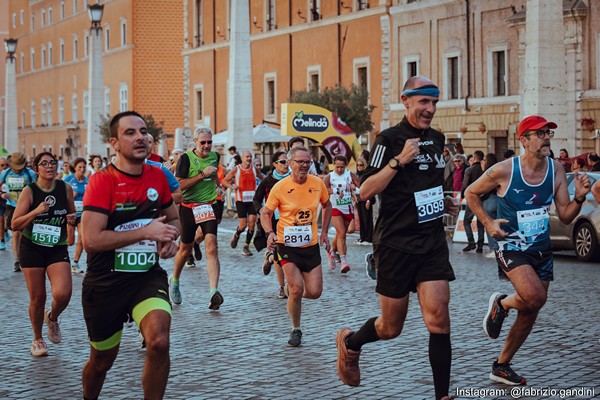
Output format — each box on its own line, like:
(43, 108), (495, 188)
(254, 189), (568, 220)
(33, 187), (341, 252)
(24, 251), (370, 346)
(388, 157), (403, 170)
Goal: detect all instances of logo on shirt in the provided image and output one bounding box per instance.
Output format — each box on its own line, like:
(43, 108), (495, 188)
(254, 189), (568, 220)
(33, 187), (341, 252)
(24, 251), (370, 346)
(147, 188), (159, 202)
(434, 153), (446, 169)
(44, 195), (56, 207)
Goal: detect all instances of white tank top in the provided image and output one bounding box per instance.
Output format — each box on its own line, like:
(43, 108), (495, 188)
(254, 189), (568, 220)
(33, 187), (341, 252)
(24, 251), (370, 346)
(329, 169), (353, 214)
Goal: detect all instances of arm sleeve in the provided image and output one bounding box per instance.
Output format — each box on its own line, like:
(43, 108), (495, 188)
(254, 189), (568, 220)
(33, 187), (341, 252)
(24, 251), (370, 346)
(175, 153), (191, 178)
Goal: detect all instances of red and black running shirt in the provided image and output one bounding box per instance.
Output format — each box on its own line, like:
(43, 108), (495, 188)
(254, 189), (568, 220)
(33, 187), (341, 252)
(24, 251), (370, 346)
(82, 163), (173, 285)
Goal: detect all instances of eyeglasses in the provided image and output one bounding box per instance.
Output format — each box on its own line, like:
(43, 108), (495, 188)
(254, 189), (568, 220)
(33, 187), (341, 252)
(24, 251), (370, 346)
(293, 160), (311, 166)
(198, 140), (212, 145)
(525, 130), (555, 139)
(273, 159), (288, 165)
(38, 160), (58, 168)
(356, 163), (365, 167)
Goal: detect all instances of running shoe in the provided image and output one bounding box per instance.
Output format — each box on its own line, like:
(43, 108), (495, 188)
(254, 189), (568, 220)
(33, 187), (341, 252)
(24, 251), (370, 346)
(333, 250), (341, 263)
(489, 360), (526, 385)
(328, 251), (337, 270)
(13, 261), (21, 272)
(485, 251), (497, 259)
(340, 261), (350, 274)
(278, 285), (287, 299)
(193, 243), (202, 261)
(168, 275), (182, 305)
(71, 263), (84, 274)
(483, 292), (508, 339)
(30, 339), (49, 357)
(44, 308), (62, 344)
(184, 254), (196, 268)
(230, 233), (240, 249)
(336, 327), (361, 386)
(4, 232), (10, 242)
(287, 329), (302, 347)
(365, 253), (376, 280)
(208, 291), (224, 310)
(242, 245), (253, 257)
(262, 251), (273, 275)
(0, 241), (5, 250)
(463, 243), (476, 252)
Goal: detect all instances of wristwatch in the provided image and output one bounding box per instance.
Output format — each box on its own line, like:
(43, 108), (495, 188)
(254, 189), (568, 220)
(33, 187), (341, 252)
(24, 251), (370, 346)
(388, 157), (403, 170)
(574, 196), (585, 204)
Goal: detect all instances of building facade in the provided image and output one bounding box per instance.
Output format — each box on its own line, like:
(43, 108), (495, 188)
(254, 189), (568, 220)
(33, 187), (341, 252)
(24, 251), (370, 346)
(1, 0), (9, 143)
(8, 0), (183, 159)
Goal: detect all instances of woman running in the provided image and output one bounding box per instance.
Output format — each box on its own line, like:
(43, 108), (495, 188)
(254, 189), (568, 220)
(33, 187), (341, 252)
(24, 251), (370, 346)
(12, 152), (76, 356)
(64, 157), (88, 273)
(323, 155), (360, 273)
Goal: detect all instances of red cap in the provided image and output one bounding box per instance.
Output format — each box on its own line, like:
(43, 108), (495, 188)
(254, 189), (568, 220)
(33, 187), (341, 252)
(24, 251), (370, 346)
(517, 115), (558, 137)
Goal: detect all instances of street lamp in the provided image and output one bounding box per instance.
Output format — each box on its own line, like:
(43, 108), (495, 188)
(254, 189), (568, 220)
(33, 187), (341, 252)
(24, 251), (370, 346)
(4, 38), (18, 151)
(86, 3), (105, 158)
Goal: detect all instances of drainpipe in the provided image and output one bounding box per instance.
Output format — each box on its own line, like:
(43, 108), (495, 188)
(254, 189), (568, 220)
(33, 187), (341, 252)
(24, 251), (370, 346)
(213, 49), (217, 132)
(465, 0), (471, 112)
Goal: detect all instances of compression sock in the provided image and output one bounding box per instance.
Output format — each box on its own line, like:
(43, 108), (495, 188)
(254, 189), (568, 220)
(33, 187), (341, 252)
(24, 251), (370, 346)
(246, 230), (254, 245)
(429, 333), (451, 400)
(346, 317), (380, 351)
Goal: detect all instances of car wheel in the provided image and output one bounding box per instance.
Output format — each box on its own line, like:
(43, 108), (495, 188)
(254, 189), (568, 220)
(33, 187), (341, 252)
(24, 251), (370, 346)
(574, 221), (600, 262)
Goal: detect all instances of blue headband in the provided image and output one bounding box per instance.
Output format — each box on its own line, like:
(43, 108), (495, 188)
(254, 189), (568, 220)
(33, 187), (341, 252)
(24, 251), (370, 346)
(402, 86), (440, 98)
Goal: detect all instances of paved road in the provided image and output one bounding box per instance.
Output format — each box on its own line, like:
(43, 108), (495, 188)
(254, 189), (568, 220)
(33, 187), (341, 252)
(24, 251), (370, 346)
(0, 217), (598, 399)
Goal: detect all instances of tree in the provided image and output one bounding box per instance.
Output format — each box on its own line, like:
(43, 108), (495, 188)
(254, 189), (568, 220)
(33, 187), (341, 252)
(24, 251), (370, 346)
(97, 113), (164, 143)
(288, 84), (376, 135)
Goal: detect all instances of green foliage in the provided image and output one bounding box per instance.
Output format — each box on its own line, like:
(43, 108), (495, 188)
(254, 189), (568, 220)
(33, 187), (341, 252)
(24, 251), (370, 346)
(98, 113), (165, 143)
(288, 84), (376, 135)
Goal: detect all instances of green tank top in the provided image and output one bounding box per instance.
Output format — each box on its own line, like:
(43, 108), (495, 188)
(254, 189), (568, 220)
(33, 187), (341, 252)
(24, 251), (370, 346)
(182, 150), (219, 204)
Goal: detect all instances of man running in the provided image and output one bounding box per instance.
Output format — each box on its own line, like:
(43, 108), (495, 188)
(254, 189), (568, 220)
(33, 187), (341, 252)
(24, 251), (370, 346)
(224, 150), (264, 256)
(335, 76), (457, 400)
(260, 146), (332, 347)
(0, 152), (37, 272)
(81, 111), (180, 400)
(465, 115), (590, 386)
(169, 126), (224, 309)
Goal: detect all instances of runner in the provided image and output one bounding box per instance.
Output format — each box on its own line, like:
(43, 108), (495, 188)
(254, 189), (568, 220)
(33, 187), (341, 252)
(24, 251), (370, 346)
(12, 152), (76, 356)
(0, 157), (8, 250)
(86, 154), (103, 177)
(81, 111), (179, 400)
(0, 152), (37, 271)
(260, 146), (332, 347)
(253, 150), (289, 299)
(323, 155), (360, 273)
(169, 126), (224, 309)
(64, 158), (88, 274)
(223, 150), (264, 256)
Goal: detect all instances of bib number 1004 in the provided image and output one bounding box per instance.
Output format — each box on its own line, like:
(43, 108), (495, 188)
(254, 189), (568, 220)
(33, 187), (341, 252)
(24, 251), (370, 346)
(115, 251), (157, 272)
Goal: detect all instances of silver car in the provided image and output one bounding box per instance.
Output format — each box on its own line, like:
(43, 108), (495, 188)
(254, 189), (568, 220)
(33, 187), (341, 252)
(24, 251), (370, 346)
(549, 172), (600, 261)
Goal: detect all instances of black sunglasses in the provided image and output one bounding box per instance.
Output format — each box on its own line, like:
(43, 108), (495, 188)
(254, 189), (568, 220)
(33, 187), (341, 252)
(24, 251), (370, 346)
(199, 140), (212, 145)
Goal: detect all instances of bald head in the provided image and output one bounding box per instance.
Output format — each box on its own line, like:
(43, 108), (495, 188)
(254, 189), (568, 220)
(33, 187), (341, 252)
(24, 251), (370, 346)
(403, 75), (435, 91)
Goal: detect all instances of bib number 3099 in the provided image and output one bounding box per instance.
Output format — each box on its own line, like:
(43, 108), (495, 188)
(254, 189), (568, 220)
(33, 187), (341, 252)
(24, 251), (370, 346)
(414, 186), (444, 224)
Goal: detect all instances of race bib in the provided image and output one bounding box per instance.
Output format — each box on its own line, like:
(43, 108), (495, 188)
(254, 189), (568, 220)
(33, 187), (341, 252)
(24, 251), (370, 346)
(114, 219), (158, 272)
(283, 225), (312, 247)
(32, 224), (61, 247)
(192, 203), (215, 224)
(242, 191), (255, 202)
(336, 196), (353, 206)
(517, 207), (548, 238)
(74, 200), (84, 213)
(414, 185), (444, 223)
(6, 176), (25, 190)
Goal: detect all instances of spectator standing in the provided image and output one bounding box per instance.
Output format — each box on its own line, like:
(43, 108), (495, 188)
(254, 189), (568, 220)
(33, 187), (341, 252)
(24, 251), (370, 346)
(462, 150), (485, 253)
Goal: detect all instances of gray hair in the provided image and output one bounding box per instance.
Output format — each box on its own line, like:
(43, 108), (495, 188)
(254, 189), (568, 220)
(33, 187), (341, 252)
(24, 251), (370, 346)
(194, 125), (213, 138)
(288, 146), (310, 160)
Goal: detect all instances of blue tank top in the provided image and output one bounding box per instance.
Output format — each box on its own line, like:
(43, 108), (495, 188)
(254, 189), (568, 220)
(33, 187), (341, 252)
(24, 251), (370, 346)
(497, 156), (554, 253)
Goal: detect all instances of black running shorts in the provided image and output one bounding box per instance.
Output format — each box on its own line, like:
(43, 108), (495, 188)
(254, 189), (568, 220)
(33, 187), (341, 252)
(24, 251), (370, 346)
(276, 243), (321, 273)
(19, 236), (70, 268)
(179, 203), (218, 244)
(375, 241), (455, 299)
(235, 201), (256, 219)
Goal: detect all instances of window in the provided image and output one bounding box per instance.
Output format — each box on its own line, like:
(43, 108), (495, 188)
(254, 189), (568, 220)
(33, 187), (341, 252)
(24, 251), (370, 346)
(121, 19), (127, 47)
(31, 13), (35, 31)
(20, 9), (24, 24)
(30, 48), (35, 70)
(73, 0), (78, 14)
(48, 98), (53, 126)
(195, 86), (204, 121)
(41, 99), (47, 126)
(41, 46), (46, 68)
(105, 26), (110, 51)
(307, 66), (321, 92)
(20, 52), (24, 73)
(403, 55), (420, 83)
(119, 84), (128, 112)
(31, 101), (36, 128)
(72, 93), (78, 124)
(84, 31), (89, 57)
(12, 13), (16, 29)
(21, 109), (26, 129)
(264, 73), (276, 119)
(487, 47), (507, 97)
(48, 7), (53, 24)
(60, 1), (65, 20)
(446, 55), (460, 99)
(105, 88), (111, 115)
(48, 42), (53, 66)
(73, 35), (78, 60)
(195, 0), (202, 47)
(309, 0), (321, 22)
(41, 9), (46, 27)
(83, 91), (89, 123)
(266, 0), (276, 31)
(357, 0), (368, 10)
(58, 96), (65, 126)
(60, 39), (65, 63)
(353, 57), (370, 91)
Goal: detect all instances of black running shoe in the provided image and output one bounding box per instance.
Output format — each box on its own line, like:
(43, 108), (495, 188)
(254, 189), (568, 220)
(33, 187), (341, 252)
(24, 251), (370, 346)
(231, 233), (240, 249)
(287, 329), (302, 347)
(483, 292), (508, 339)
(194, 243), (202, 261)
(208, 291), (224, 310)
(13, 261), (21, 272)
(262, 251), (273, 275)
(490, 360), (526, 385)
(242, 245), (253, 256)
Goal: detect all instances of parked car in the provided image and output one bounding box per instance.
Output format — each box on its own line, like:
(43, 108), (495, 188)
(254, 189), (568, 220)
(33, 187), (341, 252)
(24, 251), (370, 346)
(549, 172), (600, 261)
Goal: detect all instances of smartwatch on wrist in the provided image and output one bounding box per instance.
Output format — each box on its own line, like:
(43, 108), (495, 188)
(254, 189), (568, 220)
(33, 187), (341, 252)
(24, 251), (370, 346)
(388, 157), (403, 170)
